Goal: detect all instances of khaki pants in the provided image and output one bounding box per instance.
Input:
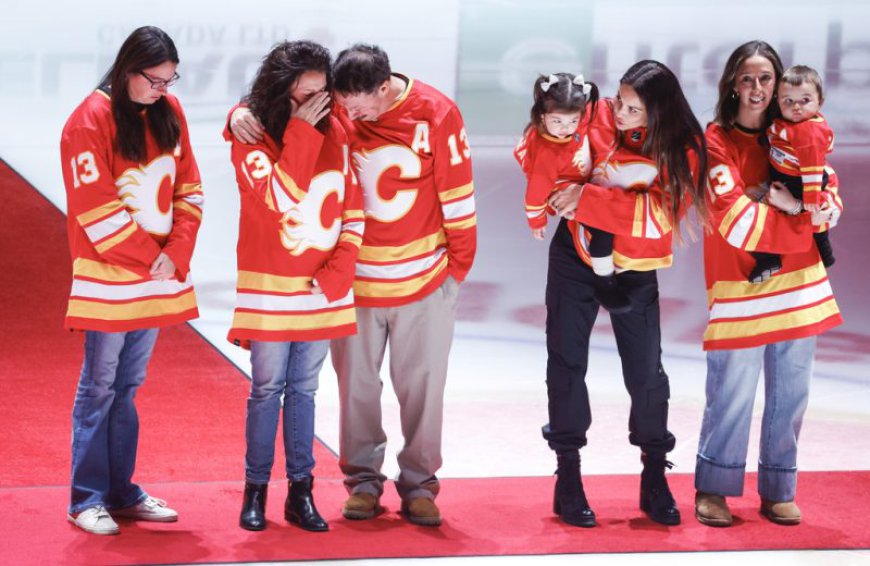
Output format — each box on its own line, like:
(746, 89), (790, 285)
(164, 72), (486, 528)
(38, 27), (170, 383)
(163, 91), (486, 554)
(331, 277), (459, 501)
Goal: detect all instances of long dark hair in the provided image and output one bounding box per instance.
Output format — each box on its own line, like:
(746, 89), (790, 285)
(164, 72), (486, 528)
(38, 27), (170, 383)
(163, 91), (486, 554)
(618, 60), (709, 237)
(244, 40), (332, 143)
(714, 40), (784, 130)
(99, 26), (180, 162)
(526, 72), (599, 133)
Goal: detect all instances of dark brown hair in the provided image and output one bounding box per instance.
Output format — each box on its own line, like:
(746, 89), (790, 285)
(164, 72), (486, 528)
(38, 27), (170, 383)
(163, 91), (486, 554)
(333, 44), (391, 95)
(526, 73), (599, 134)
(244, 40), (332, 143)
(619, 60), (709, 237)
(99, 26), (180, 161)
(780, 65), (825, 104)
(714, 40), (784, 130)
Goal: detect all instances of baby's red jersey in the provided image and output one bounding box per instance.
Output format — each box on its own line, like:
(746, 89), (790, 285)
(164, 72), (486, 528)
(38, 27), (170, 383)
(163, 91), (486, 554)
(513, 126), (591, 229)
(768, 115), (834, 207)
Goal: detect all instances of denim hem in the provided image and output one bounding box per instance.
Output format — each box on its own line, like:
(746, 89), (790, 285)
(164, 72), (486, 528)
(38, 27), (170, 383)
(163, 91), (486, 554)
(244, 474), (272, 485)
(757, 463), (798, 502)
(287, 471), (314, 482)
(69, 501), (107, 515)
(107, 490), (148, 511)
(694, 454), (746, 496)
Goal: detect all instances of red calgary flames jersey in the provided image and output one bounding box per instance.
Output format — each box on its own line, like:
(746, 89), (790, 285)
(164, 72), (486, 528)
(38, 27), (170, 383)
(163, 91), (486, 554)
(60, 90), (203, 332)
(703, 122), (842, 350)
(226, 115), (364, 347)
(338, 75), (477, 308)
(768, 115), (834, 206)
(514, 126), (591, 230)
(570, 99), (695, 271)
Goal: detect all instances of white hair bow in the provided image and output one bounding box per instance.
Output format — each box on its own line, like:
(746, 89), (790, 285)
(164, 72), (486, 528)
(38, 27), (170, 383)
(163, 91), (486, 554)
(540, 74), (559, 93)
(572, 74), (593, 96)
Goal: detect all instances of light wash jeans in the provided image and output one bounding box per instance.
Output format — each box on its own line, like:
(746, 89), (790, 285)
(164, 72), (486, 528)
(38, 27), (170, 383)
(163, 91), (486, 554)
(69, 329), (158, 514)
(695, 336), (816, 502)
(245, 340), (328, 484)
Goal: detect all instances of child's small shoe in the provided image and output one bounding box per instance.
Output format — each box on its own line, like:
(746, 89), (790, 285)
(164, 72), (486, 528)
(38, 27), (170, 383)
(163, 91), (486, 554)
(593, 275), (632, 314)
(748, 255), (782, 284)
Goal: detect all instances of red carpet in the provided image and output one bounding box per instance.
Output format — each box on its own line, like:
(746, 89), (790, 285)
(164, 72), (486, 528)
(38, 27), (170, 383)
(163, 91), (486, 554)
(3, 159), (869, 564)
(0, 472), (869, 565)
(0, 158), (339, 488)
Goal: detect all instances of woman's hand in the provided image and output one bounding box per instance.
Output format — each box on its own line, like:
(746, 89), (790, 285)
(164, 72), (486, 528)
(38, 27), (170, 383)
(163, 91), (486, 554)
(310, 278), (323, 295)
(765, 181), (802, 213)
(230, 107), (265, 144)
(292, 92), (331, 127)
(547, 184), (583, 220)
(150, 252), (176, 281)
(810, 202), (835, 226)
(744, 183), (769, 202)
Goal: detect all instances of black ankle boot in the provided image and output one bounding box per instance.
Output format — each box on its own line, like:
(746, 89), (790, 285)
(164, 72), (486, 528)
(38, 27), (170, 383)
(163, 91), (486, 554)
(553, 450), (596, 527)
(593, 274), (632, 314)
(240, 481), (268, 531)
(285, 476), (328, 532)
(640, 452), (681, 525)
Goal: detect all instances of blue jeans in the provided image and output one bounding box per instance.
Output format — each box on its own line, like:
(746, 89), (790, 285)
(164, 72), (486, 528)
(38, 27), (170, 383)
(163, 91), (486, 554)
(695, 336), (816, 502)
(69, 329), (158, 514)
(245, 340), (328, 484)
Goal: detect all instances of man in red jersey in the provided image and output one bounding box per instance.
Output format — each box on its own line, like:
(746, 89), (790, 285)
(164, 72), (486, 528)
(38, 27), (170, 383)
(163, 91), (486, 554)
(230, 44), (476, 527)
(330, 45), (476, 527)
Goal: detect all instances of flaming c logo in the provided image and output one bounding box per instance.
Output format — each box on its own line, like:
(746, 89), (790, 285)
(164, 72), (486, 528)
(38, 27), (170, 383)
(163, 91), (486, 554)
(279, 170), (345, 256)
(116, 155), (176, 236)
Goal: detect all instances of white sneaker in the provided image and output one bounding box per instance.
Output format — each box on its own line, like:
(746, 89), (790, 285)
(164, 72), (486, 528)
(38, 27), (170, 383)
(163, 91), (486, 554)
(68, 506), (120, 535)
(112, 496), (178, 522)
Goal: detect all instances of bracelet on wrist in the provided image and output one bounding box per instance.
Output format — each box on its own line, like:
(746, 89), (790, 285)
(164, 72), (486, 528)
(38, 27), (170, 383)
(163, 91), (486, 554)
(789, 201), (803, 215)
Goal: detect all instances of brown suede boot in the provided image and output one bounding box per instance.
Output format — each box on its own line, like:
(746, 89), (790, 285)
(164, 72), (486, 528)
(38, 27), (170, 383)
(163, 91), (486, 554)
(695, 491), (733, 527)
(761, 499), (801, 525)
(401, 497), (442, 527)
(341, 492), (381, 520)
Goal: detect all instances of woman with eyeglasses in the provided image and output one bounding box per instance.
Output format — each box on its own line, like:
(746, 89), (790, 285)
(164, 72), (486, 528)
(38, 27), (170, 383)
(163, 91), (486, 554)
(60, 25), (203, 535)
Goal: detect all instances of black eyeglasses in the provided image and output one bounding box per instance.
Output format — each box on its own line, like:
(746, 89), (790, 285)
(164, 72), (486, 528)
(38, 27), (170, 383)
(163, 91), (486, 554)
(138, 71), (180, 89)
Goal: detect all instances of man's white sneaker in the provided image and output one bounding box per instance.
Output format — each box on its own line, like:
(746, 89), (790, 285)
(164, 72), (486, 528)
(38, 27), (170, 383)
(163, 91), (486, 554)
(113, 496), (178, 522)
(68, 506), (120, 535)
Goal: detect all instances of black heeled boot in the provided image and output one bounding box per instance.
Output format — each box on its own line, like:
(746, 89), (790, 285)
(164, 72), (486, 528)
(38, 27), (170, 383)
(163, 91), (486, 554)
(285, 476), (328, 532)
(639, 452), (681, 525)
(240, 481), (268, 531)
(553, 450), (596, 528)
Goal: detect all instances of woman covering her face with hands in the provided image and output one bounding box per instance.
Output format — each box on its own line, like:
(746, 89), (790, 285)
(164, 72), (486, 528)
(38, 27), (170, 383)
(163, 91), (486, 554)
(224, 40), (364, 533)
